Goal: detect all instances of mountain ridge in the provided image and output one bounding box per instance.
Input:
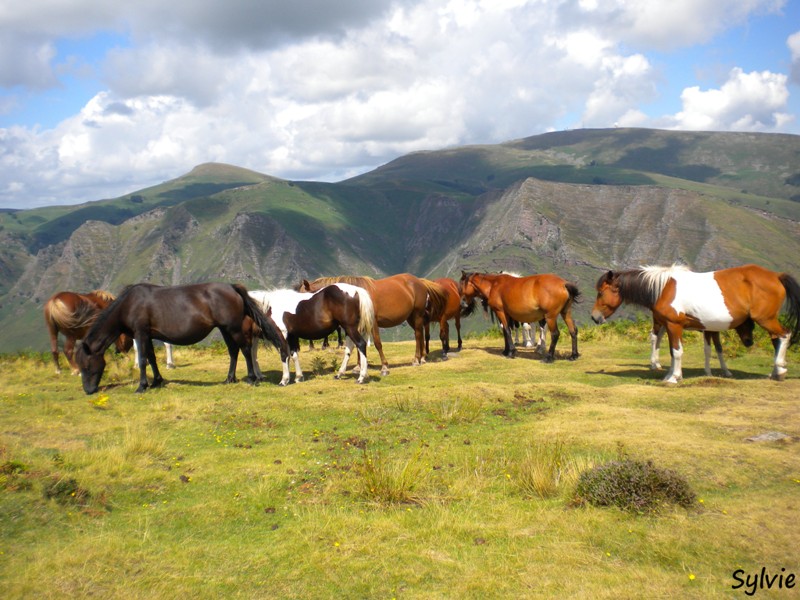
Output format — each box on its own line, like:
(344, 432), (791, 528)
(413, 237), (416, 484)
(1, 127), (799, 351)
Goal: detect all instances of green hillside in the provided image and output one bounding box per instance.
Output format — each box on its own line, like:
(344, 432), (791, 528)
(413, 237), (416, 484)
(1, 128), (799, 352)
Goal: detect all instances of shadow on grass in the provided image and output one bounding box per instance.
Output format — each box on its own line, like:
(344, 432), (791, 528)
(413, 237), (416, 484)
(585, 364), (770, 382)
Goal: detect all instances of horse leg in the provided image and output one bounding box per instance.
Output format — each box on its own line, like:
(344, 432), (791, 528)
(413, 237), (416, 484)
(409, 314), (426, 366)
(343, 327), (369, 384)
(218, 330), (241, 384)
(496, 312), (516, 358)
(752, 315), (790, 381)
(336, 338), (355, 380)
(536, 319), (547, 355)
(165, 343), (175, 369)
(371, 324), (390, 376)
(771, 333), (791, 381)
(455, 314), (463, 352)
(133, 335), (151, 392)
(64, 337), (80, 375)
(48, 327), (62, 374)
(440, 318), (450, 360)
(146, 340), (165, 388)
(542, 316), (560, 362)
(650, 323), (665, 370)
(663, 323), (684, 384)
(523, 323), (533, 348)
(705, 332), (732, 377)
(424, 320), (431, 356)
(292, 349), (304, 383)
(561, 308), (579, 360)
(248, 336), (267, 381)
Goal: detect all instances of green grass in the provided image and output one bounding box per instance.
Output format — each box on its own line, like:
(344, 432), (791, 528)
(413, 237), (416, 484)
(1, 329), (798, 598)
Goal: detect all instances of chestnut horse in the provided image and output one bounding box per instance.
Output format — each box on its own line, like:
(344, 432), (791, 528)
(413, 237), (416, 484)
(44, 290), (132, 375)
(300, 273), (447, 375)
(75, 283), (288, 394)
(249, 283), (375, 384)
(424, 277), (464, 360)
(591, 264), (800, 383)
(459, 271), (580, 361)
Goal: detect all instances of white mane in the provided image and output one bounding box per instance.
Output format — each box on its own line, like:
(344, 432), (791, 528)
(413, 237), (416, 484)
(639, 264), (691, 297)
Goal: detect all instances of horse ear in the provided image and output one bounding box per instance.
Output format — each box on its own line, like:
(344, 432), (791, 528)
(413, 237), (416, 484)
(603, 270), (615, 283)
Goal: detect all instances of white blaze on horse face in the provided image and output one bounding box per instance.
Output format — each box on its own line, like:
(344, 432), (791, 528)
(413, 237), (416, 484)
(670, 271), (733, 331)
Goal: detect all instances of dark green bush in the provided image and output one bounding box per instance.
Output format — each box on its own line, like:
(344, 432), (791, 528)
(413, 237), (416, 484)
(574, 458), (696, 513)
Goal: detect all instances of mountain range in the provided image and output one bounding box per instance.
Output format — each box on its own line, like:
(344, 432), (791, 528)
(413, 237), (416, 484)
(1, 127), (799, 352)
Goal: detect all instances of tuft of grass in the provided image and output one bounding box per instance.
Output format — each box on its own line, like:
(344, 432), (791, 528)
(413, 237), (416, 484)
(356, 447), (428, 505)
(515, 441), (599, 499)
(432, 396), (483, 424)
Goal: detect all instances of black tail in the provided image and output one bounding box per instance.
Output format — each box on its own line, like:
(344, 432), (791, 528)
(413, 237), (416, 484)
(566, 283), (581, 304)
(232, 284), (288, 355)
(779, 273), (800, 346)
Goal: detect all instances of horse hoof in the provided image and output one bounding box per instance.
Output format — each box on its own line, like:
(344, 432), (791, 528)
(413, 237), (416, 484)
(568, 354), (580, 361)
(542, 356), (554, 364)
(334, 374), (342, 380)
(770, 371), (787, 382)
(296, 376), (304, 383)
(380, 367), (390, 376)
(441, 354), (449, 361)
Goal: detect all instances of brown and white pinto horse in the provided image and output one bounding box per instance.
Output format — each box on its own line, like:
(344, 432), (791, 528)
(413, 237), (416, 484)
(249, 284), (375, 384)
(424, 277), (464, 360)
(300, 273), (447, 375)
(44, 290), (132, 375)
(591, 264), (800, 383)
(459, 271), (581, 362)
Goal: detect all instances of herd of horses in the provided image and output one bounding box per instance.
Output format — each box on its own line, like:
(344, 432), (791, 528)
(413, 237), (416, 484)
(41, 263), (800, 395)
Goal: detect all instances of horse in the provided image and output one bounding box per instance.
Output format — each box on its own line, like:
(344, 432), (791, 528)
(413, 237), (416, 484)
(424, 277), (464, 360)
(459, 271), (581, 362)
(249, 283), (375, 384)
(495, 272), (547, 354)
(300, 273), (447, 375)
(591, 264), (800, 383)
(75, 283), (288, 394)
(44, 290), (133, 375)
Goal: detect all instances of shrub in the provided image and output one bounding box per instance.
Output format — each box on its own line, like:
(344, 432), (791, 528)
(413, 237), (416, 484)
(574, 458), (696, 514)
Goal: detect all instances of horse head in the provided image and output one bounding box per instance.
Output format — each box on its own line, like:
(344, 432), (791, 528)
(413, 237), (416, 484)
(75, 340), (107, 395)
(591, 271), (623, 324)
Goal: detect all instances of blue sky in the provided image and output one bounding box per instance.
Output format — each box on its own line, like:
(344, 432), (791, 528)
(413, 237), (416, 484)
(1, 0), (799, 209)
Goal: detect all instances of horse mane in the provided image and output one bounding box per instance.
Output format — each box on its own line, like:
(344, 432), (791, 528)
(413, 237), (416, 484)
(84, 284), (136, 343)
(90, 289), (116, 303)
(309, 276), (376, 295)
(602, 264), (689, 309)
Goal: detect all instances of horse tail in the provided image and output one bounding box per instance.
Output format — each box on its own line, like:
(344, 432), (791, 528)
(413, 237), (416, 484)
(779, 273), (800, 346)
(355, 288), (376, 342)
(233, 284), (287, 355)
(45, 296), (98, 331)
(565, 282), (582, 305)
(421, 279), (448, 322)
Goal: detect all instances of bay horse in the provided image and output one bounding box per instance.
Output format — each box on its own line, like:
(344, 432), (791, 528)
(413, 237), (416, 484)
(459, 271), (580, 362)
(44, 290), (133, 375)
(300, 273), (447, 375)
(424, 277), (464, 360)
(75, 283), (288, 394)
(591, 264), (800, 383)
(248, 283), (375, 384)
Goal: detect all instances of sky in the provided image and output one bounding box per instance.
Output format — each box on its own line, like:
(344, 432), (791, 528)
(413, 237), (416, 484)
(1, 0), (799, 209)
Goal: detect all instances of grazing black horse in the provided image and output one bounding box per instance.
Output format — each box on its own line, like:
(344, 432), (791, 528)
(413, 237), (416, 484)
(75, 283), (288, 394)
